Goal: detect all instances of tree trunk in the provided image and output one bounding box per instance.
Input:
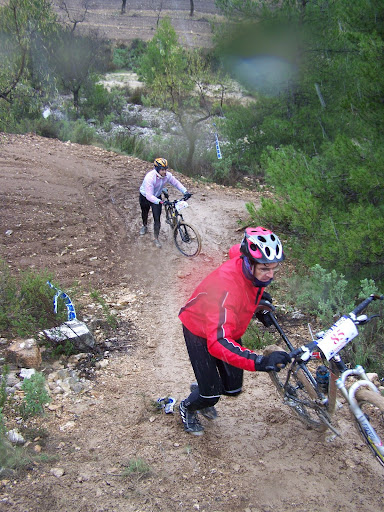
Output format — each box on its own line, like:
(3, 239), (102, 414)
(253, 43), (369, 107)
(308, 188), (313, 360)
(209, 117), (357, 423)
(185, 132), (196, 170)
(190, 0), (194, 17)
(121, 0), (127, 14)
(73, 87), (80, 109)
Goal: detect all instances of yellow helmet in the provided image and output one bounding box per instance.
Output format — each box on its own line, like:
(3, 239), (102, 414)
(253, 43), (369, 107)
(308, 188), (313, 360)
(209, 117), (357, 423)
(154, 158), (168, 171)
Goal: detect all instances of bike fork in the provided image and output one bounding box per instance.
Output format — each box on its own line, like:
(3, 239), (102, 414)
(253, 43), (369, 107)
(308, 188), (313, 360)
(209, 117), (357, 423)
(337, 366), (384, 458)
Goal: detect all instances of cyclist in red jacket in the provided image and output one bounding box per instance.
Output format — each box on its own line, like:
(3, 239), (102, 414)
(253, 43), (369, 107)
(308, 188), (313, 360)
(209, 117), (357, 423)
(178, 226), (291, 435)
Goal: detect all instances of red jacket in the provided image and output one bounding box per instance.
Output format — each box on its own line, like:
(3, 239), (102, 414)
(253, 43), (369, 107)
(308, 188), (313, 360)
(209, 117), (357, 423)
(178, 248), (264, 371)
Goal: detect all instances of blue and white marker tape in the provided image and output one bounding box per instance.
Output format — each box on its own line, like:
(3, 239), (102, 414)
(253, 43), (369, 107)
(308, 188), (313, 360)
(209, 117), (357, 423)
(213, 122), (222, 160)
(47, 281), (76, 321)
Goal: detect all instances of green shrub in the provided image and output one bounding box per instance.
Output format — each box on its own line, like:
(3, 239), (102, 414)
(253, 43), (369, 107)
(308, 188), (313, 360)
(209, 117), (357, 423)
(80, 82), (128, 123)
(112, 40), (147, 71)
(71, 119), (98, 145)
(122, 458), (150, 476)
(0, 365), (9, 410)
(89, 290), (118, 329)
(0, 261), (67, 337)
(33, 117), (62, 139)
(278, 266), (384, 376)
(20, 372), (51, 419)
(289, 264), (354, 325)
(104, 132), (145, 157)
(242, 320), (277, 351)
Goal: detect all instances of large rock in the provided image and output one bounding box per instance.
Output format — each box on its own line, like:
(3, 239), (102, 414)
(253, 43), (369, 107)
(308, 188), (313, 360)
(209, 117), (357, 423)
(42, 320), (95, 352)
(6, 338), (42, 368)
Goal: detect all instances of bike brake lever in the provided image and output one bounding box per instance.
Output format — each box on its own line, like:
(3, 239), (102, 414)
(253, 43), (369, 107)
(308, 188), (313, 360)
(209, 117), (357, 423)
(290, 340), (318, 361)
(357, 314), (380, 324)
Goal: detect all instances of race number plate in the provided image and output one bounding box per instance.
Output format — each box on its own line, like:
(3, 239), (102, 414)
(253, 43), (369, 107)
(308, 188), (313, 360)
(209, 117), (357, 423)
(175, 200), (189, 212)
(317, 315), (358, 360)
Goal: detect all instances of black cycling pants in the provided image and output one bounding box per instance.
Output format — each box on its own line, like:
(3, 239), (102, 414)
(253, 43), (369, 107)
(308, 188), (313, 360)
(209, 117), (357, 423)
(139, 193), (162, 238)
(182, 324), (243, 412)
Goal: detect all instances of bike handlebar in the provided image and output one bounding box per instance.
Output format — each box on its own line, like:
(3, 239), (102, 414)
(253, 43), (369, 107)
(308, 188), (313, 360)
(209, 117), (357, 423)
(349, 294), (384, 319)
(163, 193), (193, 206)
(270, 294), (383, 361)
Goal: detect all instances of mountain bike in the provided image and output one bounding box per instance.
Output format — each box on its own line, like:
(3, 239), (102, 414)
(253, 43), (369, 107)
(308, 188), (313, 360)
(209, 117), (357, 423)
(263, 294), (384, 468)
(162, 189), (202, 257)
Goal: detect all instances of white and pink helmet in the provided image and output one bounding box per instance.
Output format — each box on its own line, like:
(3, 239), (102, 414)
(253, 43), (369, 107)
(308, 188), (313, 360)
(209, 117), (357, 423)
(240, 226), (285, 264)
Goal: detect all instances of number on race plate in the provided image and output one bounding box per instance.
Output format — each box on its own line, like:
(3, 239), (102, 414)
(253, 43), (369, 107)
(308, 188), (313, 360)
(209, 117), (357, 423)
(317, 315), (358, 360)
(175, 201), (189, 213)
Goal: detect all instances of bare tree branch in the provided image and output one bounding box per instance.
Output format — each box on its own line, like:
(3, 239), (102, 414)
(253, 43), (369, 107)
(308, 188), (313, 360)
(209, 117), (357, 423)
(59, 0), (90, 33)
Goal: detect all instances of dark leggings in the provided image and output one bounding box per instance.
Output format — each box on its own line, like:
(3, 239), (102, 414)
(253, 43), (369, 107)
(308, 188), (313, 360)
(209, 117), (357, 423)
(139, 193), (162, 238)
(182, 325), (243, 412)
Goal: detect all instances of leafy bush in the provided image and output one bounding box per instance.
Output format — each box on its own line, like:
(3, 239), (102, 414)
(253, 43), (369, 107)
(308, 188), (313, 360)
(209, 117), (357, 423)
(68, 119), (97, 145)
(278, 266), (384, 375)
(112, 40), (147, 71)
(285, 264), (354, 325)
(33, 117), (63, 139)
(246, 139), (384, 289)
(20, 372), (51, 418)
(349, 279), (384, 375)
(104, 132), (145, 157)
(89, 290), (118, 329)
(0, 261), (67, 337)
(0, 365), (9, 410)
(80, 82), (128, 123)
(242, 320), (276, 351)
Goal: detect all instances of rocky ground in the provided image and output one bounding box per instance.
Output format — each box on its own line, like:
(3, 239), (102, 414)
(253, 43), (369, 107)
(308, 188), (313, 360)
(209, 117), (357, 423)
(0, 133), (383, 512)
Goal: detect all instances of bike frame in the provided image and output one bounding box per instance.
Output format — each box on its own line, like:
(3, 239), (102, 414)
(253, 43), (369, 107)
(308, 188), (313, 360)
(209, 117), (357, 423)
(165, 201), (183, 229)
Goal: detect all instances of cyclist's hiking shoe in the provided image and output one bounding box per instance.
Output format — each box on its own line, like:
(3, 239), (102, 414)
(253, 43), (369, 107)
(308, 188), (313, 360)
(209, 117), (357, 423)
(179, 401), (204, 435)
(139, 225), (147, 235)
(154, 238), (162, 248)
(190, 383), (218, 420)
(199, 405), (218, 420)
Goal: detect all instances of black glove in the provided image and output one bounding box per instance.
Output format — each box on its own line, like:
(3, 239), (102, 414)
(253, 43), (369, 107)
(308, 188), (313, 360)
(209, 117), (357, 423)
(255, 310), (274, 327)
(184, 192), (192, 200)
(255, 351), (291, 372)
(262, 291), (272, 303)
(254, 293), (275, 327)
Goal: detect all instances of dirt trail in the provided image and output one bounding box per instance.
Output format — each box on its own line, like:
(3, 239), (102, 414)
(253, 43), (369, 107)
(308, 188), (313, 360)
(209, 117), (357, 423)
(0, 133), (383, 512)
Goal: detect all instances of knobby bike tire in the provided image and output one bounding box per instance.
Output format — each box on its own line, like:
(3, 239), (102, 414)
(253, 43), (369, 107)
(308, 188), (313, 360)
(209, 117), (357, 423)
(269, 364), (333, 432)
(353, 388), (384, 467)
(173, 222), (202, 257)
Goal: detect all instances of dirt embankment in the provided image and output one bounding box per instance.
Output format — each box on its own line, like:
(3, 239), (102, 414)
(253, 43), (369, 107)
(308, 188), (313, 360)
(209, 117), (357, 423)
(0, 133), (383, 512)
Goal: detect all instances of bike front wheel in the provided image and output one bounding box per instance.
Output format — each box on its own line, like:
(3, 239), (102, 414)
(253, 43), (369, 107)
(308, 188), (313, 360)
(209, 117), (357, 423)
(174, 222), (201, 257)
(269, 363), (332, 432)
(354, 388), (384, 467)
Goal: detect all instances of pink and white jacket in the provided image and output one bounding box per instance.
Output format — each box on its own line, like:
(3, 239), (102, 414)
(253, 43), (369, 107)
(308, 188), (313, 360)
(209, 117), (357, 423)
(139, 169), (187, 204)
